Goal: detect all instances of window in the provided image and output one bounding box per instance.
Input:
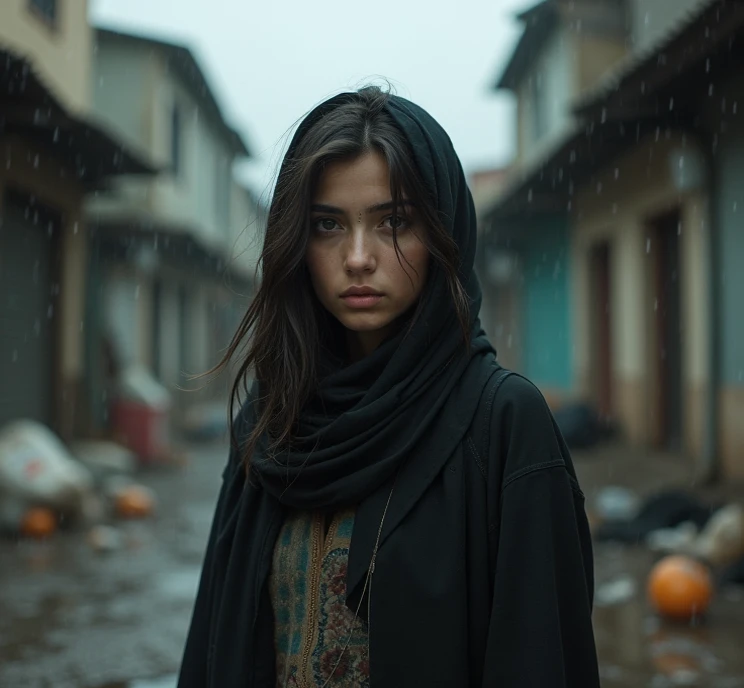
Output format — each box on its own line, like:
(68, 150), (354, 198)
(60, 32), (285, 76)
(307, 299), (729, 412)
(530, 72), (548, 142)
(170, 103), (181, 176)
(28, 0), (58, 27)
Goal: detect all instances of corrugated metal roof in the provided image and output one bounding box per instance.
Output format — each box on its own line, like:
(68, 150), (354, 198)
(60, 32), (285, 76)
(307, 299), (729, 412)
(95, 26), (251, 158)
(574, 0), (718, 112)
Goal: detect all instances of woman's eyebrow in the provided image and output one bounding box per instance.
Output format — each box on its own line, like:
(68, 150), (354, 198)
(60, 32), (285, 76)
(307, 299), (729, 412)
(310, 200), (414, 215)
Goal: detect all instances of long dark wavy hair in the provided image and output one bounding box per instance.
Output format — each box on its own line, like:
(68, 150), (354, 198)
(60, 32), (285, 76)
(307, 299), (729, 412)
(212, 86), (470, 468)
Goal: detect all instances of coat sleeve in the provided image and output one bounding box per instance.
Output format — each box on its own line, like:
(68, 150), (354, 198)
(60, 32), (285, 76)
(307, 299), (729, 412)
(176, 403), (252, 688)
(481, 375), (600, 688)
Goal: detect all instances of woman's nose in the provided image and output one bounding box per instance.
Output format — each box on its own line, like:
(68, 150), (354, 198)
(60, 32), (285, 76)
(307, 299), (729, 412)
(343, 229), (376, 274)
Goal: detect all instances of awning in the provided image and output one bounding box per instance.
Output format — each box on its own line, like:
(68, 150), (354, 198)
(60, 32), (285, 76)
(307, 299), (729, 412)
(0, 49), (156, 186)
(483, 0), (744, 224)
(89, 212), (254, 288)
(575, 0), (744, 121)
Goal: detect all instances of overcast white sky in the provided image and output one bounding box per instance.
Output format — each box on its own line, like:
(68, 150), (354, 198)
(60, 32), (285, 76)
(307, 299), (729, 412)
(91, 0), (534, 194)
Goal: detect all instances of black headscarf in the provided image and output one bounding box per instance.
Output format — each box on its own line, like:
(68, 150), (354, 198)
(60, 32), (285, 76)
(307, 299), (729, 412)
(252, 93), (494, 510)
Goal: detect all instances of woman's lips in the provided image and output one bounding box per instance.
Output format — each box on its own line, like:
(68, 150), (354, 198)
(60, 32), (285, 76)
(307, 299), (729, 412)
(341, 294), (383, 308)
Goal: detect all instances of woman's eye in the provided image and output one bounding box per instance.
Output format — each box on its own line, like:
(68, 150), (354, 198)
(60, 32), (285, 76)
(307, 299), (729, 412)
(313, 218), (340, 232)
(382, 215), (409, 231)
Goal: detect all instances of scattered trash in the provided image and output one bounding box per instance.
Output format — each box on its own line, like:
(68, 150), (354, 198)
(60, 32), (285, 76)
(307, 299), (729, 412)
(552, 402), (606, 449)
(71, 440), (137, 480)
(648, 555), (713, 622)
(595, 575), (637, 606)
(112, 484), (156, 520)
(19, 506), (57, 539)
(596, 490), (718, 544)
(87, 524), (124, 553)
(110, 366), (172, 464)
(0, 420), (95, 524)
(647, 522), (700, 555)
(596, 486), (641, 522)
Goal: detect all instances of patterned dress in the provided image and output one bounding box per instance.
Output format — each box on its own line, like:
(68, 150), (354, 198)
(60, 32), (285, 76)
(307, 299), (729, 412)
(269, 508), (370, 688)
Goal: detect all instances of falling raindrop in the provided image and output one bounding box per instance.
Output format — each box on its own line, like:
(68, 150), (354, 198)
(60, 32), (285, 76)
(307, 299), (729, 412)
(570, 150), (576, 163)
(677, 221), (682, 235)
(709, 84), (714, 97)
(527, 188), (533, 202)
(669, 97), (674, 111)
(706, 58), (711, 73)
(614, 168), (619, 180)
(53, 127), (59, 143)
(612, 203), (618, 215)
(12, 349), (18, 363)
(596, 182), (602, 194)
(733, 202), (738, 212)
(73, 221), (79, 234)
(47, 221), (53, 237)
(601, 108), (607, 124)
(33, 154), (39, 168)
(47, 305), (53, 319)
(135, 285), (141, 300)
(646, 238), (651, 253)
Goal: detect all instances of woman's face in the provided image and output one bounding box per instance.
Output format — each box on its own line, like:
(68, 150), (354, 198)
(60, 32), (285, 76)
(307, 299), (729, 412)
(306, 151), (429, 359)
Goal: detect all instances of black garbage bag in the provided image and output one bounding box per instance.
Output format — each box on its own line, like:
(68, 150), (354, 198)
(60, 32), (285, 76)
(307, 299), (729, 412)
(596, 490), (720, 545)
(553, 402), (603, 449)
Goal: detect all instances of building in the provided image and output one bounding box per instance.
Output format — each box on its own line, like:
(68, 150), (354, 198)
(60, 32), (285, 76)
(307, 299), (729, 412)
(573, 0), (744, 477)
(481, 0), (630, 407)
(484, 0), (744, 479)
(85, 27), (259, 430)
(0, 0), (152, 439)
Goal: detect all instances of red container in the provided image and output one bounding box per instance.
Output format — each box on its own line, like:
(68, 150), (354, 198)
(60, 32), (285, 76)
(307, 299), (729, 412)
(111, 398), (170, 464)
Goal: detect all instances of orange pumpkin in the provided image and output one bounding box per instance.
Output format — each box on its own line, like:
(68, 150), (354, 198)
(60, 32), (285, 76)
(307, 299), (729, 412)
(20, 507), (57, 539)
(648, 555), (713, 621)
(115, 485), (155, 519)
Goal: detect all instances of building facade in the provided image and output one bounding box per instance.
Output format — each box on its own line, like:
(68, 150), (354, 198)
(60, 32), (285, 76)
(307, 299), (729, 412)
(85, 28), (260, 430)
(0, 0), (151, 439)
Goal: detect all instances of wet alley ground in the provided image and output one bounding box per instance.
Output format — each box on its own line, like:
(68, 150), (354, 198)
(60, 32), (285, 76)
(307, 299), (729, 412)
(1, 441), (743, 687)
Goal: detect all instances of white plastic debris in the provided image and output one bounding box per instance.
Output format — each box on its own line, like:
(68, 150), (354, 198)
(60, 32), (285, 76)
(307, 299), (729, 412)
(0, 420), (94, 513)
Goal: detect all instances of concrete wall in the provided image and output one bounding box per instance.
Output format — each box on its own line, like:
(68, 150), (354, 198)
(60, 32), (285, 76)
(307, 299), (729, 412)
(573, 133), (710, 463)
(517, 25), (576, 169)
(703, 73), (744, 478)
(521, 218), (574, 397)
(92, 39), (151, 152)
(0, 0), (91, 112)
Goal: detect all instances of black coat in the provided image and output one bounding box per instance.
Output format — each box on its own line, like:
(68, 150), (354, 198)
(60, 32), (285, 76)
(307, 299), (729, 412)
(177, 364), (600, 687)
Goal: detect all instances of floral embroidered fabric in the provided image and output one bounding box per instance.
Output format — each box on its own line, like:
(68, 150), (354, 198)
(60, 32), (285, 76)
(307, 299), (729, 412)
(270, 508), (370, 688)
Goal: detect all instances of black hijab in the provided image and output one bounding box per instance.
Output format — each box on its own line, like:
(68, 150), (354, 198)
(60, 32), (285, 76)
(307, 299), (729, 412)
(251, 93), (494, 510)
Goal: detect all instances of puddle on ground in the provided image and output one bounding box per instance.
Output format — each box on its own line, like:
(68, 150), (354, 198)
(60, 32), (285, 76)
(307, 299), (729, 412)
(97, 676), (176, 688)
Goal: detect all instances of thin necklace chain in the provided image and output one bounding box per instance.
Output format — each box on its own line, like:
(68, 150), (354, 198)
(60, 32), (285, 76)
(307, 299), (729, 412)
(319, 476), (397, 688)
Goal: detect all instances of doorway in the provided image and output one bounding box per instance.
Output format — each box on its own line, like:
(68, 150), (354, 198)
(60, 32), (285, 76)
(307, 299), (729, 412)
(590, 241), (613, 421)
(649, 209), (683, 451)
(0, 190), (60, 427)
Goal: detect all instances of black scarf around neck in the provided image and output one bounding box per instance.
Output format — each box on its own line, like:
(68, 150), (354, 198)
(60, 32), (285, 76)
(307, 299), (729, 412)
(251, 93), (494, 510)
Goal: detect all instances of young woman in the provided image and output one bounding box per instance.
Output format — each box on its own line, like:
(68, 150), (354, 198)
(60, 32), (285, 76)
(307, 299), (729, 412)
(177, 86), (600, 687)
